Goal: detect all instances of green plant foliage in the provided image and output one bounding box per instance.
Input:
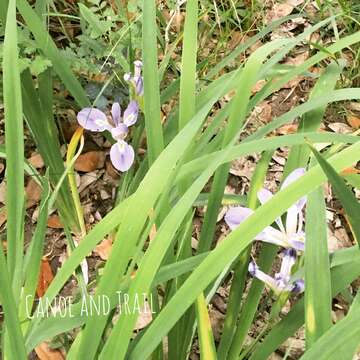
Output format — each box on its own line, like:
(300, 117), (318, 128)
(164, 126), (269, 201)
(1, 1), (360, 359)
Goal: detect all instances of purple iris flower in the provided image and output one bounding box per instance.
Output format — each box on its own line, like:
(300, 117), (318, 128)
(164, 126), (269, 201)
(225, 168), (306, 251)
(77, 101), (139, 172)
(249, 248), (304, 295)
(124, 60), (144, 97)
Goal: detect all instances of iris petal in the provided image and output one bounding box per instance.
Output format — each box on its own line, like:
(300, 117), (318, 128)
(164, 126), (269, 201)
(291, 279), (305, 294)
(278, 248), (296, 280)
(123, 101), (139, 126)
(111, 103), (121, 126)
(248, 261), (278, 292)
(283, 168), (307, 215)
(257, 188), (285, 232)
(286, 203), (299, 236)
(134, 60), (143, 77)
(110, 140), (135, 172)
(255, 226), (289, 248)
(111, 124), (128, 141)
(281, 168), (306, 190)
(77, 108), (111, 132)
(225, 207), (253, 230)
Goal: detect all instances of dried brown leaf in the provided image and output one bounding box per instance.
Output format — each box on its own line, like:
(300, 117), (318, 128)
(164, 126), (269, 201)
(75, 151), (105, 172)
(28, 153), (44, 169)
(266, 3), (294, 22)
(346, 114), (360, 129)
(134, 301), (153, 330)
(328, 122), (353, 134)
(25, 178), (42, 207)
(0, 181), (6, 204)
(35, 342), (64, 360)
(95, 237), (113, 260)
(341, 167), (360, 176)
(36, 259), (54, 298)
(0, 208), (7, 227)
(47, 214), (63, 229)
(277, 123), (298, 135)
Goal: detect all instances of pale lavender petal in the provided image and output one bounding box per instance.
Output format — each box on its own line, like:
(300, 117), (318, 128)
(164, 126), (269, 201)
(77, 108), (111, 132)
(134, 60), (143, 77)
(111, 102), (121, 126)
(134, 76), (144, 96)
(255, 226), (289, 248)
(297, 209), (304, 233)
(111, 123), (128, 141)
(281, 168), (306, 190)
(291, 279), (304, 294)
(225, 207), (253, 230)
(278, 248), (296, 280)
(284, 171), (306, 236)
(286, 203), (299, 237)
(289, 237), (305, 252)
(257, 188), (273, 205)
(249, 262), (278, 292)
(110, 140), (135, 172)
(123, 100), (139, 126)
(248, 261), (257, 276)
(124, 73), (132, 82)
(297, 197), (307, 213)
(274, 273), (288, 292)
(257, 188), (285, 232)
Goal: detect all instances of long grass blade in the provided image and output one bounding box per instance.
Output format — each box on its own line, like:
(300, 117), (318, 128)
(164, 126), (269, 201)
(217, 150), (274, 359)
(178, 0), (198, 130)
(309, 145), (360, 244)
(142, 0), (164, 164)
(283, 61), (342, 176)
(3, 0), (24, 289)
(195, 293), (217, 360)
(305, 186), (332, 347)
(301, 298), (360, 360)
(1, 0), (27, 356)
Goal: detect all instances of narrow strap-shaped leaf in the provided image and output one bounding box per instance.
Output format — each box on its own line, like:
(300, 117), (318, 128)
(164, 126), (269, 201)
(197, 39), (287, 253)
(1, 0), (27, 357)
(0, 247), (27, 359)
(0, 0), (9, 21)
(300, 299), (360, 360)
(178, 132), (359, 184)
(142, 0), (164, 165)
(309, 145), (360, 245)
(21, 70), (79, 231)
(4, 0), (24, 288)
(19, 180), (51, 335)
(284, 61), (342, 177)
(178, 0), (198, 130)
(218, 150), (274, 359)
(305, 186), (332, 347)
(334, 292), (360, 358)
(195, 293), (217, 360)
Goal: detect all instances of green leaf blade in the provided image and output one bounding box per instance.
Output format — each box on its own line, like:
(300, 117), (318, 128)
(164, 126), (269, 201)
(305, 186), (332, 347)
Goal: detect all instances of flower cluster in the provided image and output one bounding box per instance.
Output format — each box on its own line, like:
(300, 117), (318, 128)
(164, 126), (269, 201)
(77, 61), (143, 172)
(225, 168), (306, 296)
